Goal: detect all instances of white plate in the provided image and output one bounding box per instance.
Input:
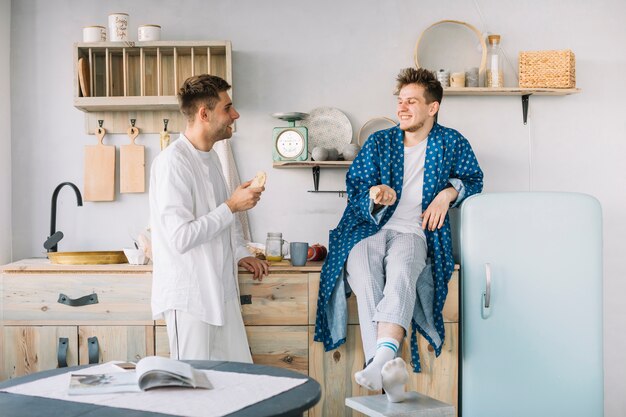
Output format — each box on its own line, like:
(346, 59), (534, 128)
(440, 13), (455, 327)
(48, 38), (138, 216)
(301, 107), (353, 152)
(357, 117), (397, 146)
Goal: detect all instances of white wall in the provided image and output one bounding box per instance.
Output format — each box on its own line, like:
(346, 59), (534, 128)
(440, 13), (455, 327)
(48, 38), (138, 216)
(0, 0), (11, 264)
(9, 0), (626, 415)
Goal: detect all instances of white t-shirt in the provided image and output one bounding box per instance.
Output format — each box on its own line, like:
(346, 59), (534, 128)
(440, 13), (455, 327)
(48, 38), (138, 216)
(198, 149), (237, 302)
(382, 139), (427, 242)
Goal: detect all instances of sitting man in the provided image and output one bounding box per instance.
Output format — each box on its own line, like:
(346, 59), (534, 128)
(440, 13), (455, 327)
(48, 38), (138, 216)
(314, 68), (483, 402)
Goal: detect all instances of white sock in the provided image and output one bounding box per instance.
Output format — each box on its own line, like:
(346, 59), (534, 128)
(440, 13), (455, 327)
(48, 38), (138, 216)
(354, 337), (398, 391)
(382, 357), (409, 402)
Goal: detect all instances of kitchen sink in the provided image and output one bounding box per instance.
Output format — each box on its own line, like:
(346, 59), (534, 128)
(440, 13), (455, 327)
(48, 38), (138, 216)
(47, 251), (128, 265)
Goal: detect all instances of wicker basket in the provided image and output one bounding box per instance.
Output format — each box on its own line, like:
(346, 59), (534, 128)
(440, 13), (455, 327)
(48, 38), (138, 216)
(518, 50), (576, 88)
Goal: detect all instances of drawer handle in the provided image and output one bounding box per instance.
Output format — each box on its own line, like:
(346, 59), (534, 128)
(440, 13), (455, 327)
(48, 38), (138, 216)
(282, 355), (294, 364)
(57, 337), (69, 368)
(58, 293), (99, 307)
(88, 336), (100, 364)
(240, 294), (252, 305)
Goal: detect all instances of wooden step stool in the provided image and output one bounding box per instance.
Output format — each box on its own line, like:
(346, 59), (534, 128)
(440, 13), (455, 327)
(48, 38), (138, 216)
(345, 392), (455, 417)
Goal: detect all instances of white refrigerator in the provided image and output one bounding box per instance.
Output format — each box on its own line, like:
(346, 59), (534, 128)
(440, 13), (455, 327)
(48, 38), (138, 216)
(459, 192), (603, 417)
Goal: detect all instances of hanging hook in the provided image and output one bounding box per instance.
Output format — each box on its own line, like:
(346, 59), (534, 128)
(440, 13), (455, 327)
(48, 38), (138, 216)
(163, 119), (169, 132)
(130, 118), (136, 127)
(98, 119), (103, 128)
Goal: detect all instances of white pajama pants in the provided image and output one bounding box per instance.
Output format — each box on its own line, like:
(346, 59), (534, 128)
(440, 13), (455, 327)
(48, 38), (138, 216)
(163, 297), (253, 363)
(346, 229), (427, 362)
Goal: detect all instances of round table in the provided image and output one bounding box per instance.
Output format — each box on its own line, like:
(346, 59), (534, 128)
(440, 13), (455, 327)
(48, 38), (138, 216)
(0, 360), (321, 417)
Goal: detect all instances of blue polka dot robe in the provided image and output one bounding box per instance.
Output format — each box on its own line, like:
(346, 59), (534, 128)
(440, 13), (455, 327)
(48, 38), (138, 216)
(314, 123), (483, 372)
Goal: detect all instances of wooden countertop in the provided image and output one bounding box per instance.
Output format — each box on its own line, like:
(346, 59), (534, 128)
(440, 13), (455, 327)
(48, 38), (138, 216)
(0, 258), (324, 274)
(1, 259), (457, 274)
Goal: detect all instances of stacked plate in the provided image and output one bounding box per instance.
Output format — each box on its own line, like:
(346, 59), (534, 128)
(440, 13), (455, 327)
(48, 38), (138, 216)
(301, 107), (353, 153)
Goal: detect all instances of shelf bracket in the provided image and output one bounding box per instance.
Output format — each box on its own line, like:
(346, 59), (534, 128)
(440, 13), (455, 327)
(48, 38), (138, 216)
(522, 94), (530, 125)
(312, 166), (320, 191)
(308, 190), (347, 197)
(309, 166), (347, 196)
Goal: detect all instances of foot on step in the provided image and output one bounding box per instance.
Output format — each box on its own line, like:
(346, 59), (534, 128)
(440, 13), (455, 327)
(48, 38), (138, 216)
(354, 363), (384, 391)
(381, 357), (409, 402)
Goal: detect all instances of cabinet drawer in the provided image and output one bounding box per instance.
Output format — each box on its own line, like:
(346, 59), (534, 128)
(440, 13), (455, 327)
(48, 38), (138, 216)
(246, 326), (308, 375)
(1, 326), (78, 380)
(1, 274), (152, 324)
(238, 273), (308, 325)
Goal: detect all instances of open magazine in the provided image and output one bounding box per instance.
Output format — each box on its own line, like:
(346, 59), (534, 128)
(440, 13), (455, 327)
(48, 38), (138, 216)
(68, 356), (213, 395)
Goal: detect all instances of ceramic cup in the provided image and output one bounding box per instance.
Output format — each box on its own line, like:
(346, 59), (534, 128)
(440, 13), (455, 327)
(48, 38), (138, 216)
(436, 69), (450, 87)
(108, 13), (129, 41)
(465, 67), (479, 87)
(450, 72), (466, 88)
(83, 26), (106, 42)
(289, 242), (309, 267)
(138, 24), (161, 41)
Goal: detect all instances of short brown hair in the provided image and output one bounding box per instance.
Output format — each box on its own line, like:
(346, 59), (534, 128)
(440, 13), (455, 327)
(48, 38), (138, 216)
(177, 74), (231, 120)
(395, 68), (443, 105)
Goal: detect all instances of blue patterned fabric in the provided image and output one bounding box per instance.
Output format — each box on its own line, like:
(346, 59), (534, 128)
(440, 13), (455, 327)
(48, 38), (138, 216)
(314, 123), (483, 372)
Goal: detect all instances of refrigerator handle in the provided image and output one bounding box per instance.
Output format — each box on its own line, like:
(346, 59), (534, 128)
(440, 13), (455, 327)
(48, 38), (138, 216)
(482, 263), (492, 318)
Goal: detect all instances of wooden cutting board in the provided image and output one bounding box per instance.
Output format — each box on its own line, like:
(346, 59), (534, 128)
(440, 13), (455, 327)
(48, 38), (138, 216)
(84, 126), (115, 201)
(120, 126), (145, 193)
(78, 57), (90, 97)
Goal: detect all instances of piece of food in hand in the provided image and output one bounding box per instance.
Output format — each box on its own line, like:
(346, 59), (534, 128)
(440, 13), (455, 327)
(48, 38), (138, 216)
(370, 186), (381, 200)
(249, 171), (267, 188)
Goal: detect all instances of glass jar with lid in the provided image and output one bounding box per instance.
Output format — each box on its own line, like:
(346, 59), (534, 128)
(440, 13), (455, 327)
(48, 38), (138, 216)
(265, 232), (285, 261)
(486, 34), (504, 88)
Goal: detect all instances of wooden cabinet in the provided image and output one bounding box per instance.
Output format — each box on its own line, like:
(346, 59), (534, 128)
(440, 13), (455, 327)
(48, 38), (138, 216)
(73, 41), (233, 133)
(308, 268), (459, 417)
(0, 261), (154, 381)
(1, 260), (458, 416)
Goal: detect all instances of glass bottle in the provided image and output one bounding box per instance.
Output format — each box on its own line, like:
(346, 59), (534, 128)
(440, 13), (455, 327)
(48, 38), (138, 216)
(265, 232), (284, 261)
(486, 34), (504, 88)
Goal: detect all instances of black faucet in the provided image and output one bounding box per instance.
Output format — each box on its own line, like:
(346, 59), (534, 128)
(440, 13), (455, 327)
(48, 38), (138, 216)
(44, 182), (83, 253)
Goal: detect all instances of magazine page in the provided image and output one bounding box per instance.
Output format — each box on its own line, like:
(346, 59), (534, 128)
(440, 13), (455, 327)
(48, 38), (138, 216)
(68, 371), (141, 395)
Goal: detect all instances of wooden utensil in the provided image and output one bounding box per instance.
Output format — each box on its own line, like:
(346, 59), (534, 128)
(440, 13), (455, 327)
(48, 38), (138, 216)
(84, 124), (115, 201)
(78, 57), (90, 97)
(120, 122), (145, 193)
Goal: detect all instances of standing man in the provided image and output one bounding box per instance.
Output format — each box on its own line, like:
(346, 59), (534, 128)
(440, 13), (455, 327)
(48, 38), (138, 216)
(314, 68), (483, 401)
(150, 74), (268, 362)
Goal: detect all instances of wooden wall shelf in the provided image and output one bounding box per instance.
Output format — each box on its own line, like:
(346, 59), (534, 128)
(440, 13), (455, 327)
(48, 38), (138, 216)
(73, 41), (232, 134)
(273, 161), (352, 195)
(442, 87), (581, 124)
(443, 87), (581, 96)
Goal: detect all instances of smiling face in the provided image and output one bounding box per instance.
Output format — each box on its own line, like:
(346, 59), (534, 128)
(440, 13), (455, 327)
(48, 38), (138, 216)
(205, 91), (240, 141)
(396, 83), (439, 133)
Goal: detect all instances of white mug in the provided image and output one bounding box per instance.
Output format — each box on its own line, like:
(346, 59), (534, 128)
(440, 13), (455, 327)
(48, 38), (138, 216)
(83, 26), (106, 42)
(108, 13), (129, 41)
(138, 24), (161, 41)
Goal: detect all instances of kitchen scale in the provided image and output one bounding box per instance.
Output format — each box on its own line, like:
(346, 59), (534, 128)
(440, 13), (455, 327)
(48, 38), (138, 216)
(272, 112), (309, 161)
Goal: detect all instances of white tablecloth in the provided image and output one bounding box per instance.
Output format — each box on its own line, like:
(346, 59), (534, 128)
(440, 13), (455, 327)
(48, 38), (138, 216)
(1, 363), (307, 417)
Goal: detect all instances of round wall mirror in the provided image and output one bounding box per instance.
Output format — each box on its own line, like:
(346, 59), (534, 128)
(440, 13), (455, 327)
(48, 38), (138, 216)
(414, 20), (486, 86)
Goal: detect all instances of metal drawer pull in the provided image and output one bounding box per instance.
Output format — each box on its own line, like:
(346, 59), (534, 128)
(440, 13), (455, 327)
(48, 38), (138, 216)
(482, 263), (493, 319)
(240, 294), (252, 305)
(88, 336), (100, 364)
(282, 355), (294, 364)
(57, 293), (99, 307)
(484, 263), (492, 308)
(57, 337), (69, 368)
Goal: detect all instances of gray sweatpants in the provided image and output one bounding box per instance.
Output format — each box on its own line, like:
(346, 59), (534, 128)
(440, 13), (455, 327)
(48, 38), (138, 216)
(346, 229), (427, 362)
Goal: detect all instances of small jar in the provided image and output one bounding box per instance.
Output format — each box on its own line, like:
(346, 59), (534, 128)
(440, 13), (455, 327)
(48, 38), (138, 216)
(83, 26), (106, 42)
(108, 13), (129, 42)
(138, 24), (161, 41)
(265, 232), (285, 262)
